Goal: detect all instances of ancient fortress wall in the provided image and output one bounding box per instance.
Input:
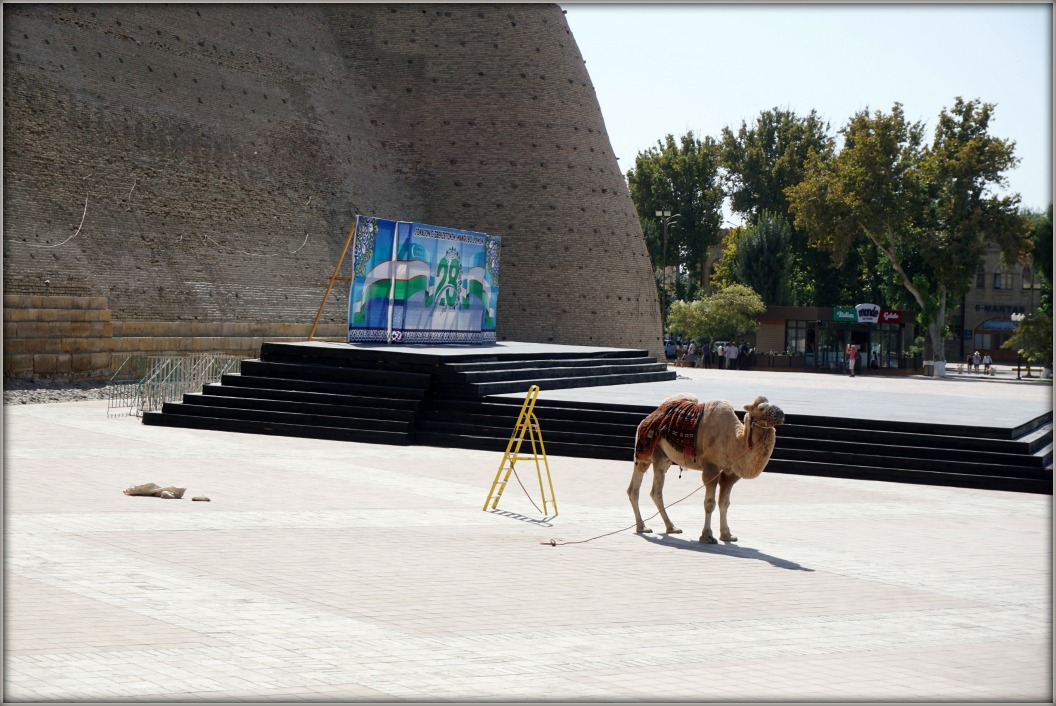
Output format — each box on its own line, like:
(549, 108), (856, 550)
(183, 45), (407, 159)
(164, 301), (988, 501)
(3, 4), (662, 379)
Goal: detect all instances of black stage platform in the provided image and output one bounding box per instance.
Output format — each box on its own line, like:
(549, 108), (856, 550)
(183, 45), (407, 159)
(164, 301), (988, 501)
(144, 341), (1053, 493)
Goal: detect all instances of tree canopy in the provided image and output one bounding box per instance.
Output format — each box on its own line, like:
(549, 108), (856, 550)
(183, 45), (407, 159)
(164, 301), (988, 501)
(666, 284), (765, 343)
(1005, 205), (1054, 368)
(627, 131), (724, 300)
(730, 210), (794, 306)
(719, 107), (859, 305)
(719, 107), (834, 222)
(627, 98), (1036, 364)
(786, 98), (1030, 371)
(1025, 204), (1053, 302)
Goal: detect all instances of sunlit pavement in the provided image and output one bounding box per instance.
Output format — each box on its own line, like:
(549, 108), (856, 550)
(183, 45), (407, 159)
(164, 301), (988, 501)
(3, 391), (1051, 703)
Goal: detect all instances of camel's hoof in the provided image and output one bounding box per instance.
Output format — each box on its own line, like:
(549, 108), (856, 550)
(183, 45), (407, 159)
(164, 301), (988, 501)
(636, 527), (653, 534)
(665, 528), (682, 535)
(721, 534), (738, 542)
(699, 535), (717, 544)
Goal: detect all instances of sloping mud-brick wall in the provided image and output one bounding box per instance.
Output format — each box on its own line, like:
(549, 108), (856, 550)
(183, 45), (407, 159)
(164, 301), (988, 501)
(3, 4), (663, 377)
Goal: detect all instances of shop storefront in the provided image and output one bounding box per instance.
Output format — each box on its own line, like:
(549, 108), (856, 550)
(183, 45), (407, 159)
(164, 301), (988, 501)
(754, 304), (919, 374)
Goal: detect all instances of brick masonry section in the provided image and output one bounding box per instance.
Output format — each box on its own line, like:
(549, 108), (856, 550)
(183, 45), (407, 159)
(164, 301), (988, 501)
(3, 4), (664, 365)
(3, 294), (113, 380)
(3, 294), (344, 380)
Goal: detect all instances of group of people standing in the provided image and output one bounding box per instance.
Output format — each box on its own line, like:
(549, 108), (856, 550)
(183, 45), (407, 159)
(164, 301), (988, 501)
(675, 340), (751, 370)
(967, 350), (992, 374)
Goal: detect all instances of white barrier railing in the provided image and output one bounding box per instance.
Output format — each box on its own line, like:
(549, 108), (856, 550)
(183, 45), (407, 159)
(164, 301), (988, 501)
(107, 354), (241, 417)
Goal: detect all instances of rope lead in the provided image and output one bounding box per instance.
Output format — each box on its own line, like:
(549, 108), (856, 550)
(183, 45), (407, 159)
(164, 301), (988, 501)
(542, 443), (757, 547)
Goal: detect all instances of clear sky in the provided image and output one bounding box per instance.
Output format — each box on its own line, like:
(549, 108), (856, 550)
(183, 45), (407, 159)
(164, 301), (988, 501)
(561, 3), (1053, 227)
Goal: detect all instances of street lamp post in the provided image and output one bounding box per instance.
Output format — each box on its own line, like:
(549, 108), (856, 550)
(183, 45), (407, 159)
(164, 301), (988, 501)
(1011, 312), (1025, 379)
(655, 210), (680, 321)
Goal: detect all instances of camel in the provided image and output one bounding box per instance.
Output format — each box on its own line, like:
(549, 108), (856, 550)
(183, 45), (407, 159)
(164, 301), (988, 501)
(628, 393), (785, 543)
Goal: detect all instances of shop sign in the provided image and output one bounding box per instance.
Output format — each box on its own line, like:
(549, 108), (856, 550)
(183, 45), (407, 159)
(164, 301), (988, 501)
(880, 308), (903, 323)
(832, 307), (857, 322)
(982, 320), (1018, 330)
(975, 304), (1026, 314)
(855, 303), (880, 323)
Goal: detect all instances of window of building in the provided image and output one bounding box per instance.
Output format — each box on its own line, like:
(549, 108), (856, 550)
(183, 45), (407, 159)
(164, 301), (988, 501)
(816, 323), (842, 370)
(976, 269), (986, 288)
(873, 323), (901, 369)
(993, 270), (1004, 290)
(1022, 265), (1040, 289)
(974, 331), (1012, 355)
(784, 320), (809, 355)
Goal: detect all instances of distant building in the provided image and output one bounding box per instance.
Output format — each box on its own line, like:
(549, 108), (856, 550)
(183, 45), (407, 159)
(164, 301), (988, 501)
(947, 245), (1045, 363)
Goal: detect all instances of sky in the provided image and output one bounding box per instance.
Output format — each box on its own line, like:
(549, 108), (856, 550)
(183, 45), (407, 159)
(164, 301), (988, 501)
(561, 3), (1053, 227)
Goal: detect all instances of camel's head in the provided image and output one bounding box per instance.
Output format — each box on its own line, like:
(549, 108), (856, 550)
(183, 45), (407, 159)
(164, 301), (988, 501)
(744, 395), (785, 428)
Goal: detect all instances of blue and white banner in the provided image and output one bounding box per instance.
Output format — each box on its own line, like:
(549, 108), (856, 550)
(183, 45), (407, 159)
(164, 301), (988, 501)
(347, 215), (501, 344)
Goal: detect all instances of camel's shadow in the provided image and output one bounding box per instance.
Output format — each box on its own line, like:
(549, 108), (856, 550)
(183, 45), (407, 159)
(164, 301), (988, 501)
(639, 533), (813, 571)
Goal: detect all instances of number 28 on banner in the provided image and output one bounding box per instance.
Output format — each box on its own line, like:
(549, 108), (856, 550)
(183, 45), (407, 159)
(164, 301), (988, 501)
(436, 248), (462, 309)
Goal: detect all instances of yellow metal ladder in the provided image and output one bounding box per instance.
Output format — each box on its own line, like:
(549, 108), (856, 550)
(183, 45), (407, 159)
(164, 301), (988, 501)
(483, 385), (557, 516)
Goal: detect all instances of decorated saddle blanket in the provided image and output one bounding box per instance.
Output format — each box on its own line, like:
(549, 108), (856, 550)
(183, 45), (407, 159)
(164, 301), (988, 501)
(634, 399), (705, 461)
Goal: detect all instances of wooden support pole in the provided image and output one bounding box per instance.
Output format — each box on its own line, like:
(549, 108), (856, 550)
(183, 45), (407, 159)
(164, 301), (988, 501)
(308, 219), (358, 341)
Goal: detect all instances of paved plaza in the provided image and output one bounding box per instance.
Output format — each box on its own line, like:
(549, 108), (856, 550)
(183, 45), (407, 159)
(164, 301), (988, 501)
(3, 368), (1053, 702)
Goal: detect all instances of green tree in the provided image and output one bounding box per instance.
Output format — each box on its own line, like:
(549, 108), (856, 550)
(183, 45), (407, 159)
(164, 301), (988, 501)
(787, 99), (1030, 374)
(720, 107), (834, 220)
(627, 131), (725, 301)
(720, 107), (850, 305)
(1002, 311), (1052, 369)
(919, 97), (1029, 330)
(709, 226), (742, 292)
(730, 210), (794, 305)
(1024, 204), (1053, 313)
(666, 284), (765, 343)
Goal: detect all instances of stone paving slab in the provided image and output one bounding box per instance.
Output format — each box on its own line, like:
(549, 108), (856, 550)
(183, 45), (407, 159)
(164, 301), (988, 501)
(2, 395), (1052, 702)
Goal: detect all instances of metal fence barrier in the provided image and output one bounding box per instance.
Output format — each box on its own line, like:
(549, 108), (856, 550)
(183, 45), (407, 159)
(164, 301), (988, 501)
(107, 353), (241, 417)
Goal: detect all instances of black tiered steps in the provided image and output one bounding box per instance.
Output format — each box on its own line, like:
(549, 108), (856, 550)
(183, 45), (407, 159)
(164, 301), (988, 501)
(141, 341), (674, 445)
(434, 350), (674, 397)
(142, 341), (1052, 494)
(142, 343), (432, 445)
(416, 397), (1053, 494)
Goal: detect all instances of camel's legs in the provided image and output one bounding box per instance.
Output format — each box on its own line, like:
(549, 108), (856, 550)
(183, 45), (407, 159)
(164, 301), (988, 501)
(627, 460), (653, 533)
(717, 472), (740, 541)
(699, 467), (721, 544)
(647, 457), (680, 534)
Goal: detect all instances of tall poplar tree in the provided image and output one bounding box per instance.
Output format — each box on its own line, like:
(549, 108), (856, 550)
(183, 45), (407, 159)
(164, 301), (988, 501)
(730, 210), (794, 306)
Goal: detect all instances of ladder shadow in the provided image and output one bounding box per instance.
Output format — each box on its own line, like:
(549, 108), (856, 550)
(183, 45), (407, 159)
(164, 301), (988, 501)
(485, 508), (555, 528)
(638, 533), (813, 571)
